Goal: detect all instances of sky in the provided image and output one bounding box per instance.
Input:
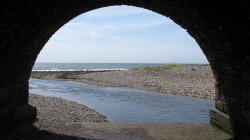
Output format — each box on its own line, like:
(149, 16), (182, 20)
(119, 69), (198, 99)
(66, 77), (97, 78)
(36, 6), (208, 64)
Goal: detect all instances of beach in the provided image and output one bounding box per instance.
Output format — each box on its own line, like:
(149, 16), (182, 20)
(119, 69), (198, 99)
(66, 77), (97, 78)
(31, 64), (215, 100)
(29, 94), (108, 123)
(2, 65), (230, 140)
(4, 95), (230, 140)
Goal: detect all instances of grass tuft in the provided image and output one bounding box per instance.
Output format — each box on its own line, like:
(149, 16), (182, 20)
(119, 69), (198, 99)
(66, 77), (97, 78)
(160, 64), (181, 69)
(143, 64), (181, 71)
(144, 66), (161, 71)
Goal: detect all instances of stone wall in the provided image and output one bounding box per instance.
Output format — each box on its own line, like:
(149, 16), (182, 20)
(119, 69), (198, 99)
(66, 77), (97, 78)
(0, 0), (250, 139)
(0, 82), (36, 134)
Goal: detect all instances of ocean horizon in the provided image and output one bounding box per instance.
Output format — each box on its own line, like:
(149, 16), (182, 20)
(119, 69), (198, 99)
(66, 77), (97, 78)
(32, 63), (162, 71)
(33, 63), (208, 71)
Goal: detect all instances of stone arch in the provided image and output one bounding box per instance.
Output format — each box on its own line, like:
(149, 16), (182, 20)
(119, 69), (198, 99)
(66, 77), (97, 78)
(0, 0), (250, 139)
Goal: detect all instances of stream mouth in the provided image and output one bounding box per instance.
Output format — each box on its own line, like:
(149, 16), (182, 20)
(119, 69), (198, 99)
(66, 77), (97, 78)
(29, 79), (214, 123)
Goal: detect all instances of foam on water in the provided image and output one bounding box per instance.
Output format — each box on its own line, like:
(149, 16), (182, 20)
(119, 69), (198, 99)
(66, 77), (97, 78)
(32, 68), (128, 72)
(32, 63), (161, 71)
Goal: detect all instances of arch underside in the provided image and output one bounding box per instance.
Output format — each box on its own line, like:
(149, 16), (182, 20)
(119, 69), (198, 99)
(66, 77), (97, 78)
(0, 0), (250, 138)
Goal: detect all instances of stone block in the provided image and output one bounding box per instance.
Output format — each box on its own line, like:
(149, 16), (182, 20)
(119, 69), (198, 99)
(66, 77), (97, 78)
(215, 100), (229, 115)
(210, 108), (233, 134)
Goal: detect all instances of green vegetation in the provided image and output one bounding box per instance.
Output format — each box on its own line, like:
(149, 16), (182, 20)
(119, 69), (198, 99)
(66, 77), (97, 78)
(144, 66), (161, 71)
(143, 64), (181, 71)
(161, 64), (181, 69)
(208, 64), (212, 70)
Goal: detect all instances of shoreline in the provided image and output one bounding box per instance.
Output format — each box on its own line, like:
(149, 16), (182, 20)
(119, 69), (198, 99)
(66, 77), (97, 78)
(6, 94), (230, 140)
(4, 77), (229, 139)
(31, 64), (215, 100)
(29, 94), (108, 123)
(6, 94), (230, 139)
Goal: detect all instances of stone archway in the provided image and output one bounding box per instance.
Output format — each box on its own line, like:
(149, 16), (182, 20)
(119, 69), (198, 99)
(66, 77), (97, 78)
(0, 0), (250, 139)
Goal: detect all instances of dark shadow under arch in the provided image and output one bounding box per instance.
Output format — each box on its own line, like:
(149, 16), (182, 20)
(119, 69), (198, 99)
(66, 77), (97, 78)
(1, 0), (250, 139)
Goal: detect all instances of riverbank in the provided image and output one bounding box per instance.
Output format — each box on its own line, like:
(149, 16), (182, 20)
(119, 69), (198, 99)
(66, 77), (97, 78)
(3, 94), (230, 140)
(30, 94), (108, 123)
(31, 64), (215, 100)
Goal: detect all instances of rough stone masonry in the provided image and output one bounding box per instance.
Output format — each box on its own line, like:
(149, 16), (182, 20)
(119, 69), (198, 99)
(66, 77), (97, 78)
(0, 0), (250, 139)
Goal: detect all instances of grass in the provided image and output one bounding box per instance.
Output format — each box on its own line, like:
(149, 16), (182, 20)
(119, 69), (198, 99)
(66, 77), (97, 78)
(208, 64), (212, 70)
(143, 64), (181, 71)
(160, 64), (181, 69)
(144, 66), (161, 71)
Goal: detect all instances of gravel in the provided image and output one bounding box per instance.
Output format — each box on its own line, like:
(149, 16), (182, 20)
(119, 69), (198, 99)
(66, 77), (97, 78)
(31, 64), (215, 100)
(79, 65), (215, 100)
(29, 94), (108, 124)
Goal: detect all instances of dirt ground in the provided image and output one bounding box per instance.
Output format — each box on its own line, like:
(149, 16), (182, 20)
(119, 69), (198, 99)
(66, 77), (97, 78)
(4, 122), (232, 140)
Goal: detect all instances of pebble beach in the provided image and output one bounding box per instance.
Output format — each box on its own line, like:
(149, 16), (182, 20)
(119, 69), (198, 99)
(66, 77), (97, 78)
(31, 64), (215, 100)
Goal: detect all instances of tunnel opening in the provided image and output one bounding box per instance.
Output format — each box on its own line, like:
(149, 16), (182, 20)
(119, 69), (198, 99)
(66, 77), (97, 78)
(27, 5), (229, 139)
(1, 1), (250, 139)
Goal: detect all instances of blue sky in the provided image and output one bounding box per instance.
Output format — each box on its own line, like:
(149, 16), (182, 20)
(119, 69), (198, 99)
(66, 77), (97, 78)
(36, 6), (208, 64)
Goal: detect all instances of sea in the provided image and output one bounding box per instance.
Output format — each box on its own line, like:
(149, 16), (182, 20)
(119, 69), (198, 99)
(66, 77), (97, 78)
(32, 63), (162, 71)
